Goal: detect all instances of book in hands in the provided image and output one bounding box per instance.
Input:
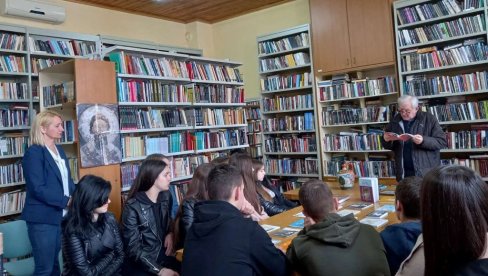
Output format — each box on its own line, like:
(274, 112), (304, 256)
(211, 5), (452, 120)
(260, 224), (280, 233)
(272, 227), (301, 238)
(366, 210), (389, 219)
(385, 132), (414, 142)
(289, 218), (304, 228)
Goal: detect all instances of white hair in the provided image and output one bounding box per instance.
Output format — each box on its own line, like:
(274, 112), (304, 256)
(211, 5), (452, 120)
(398, 95), (419, 109)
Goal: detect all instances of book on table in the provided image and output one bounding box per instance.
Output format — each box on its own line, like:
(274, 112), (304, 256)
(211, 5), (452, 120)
(347, 202), (374, 210)
(366, 210), (389, 219)
(360, 218), (388, 228)
(359, 177), (380, 203)
(289, 218), (304, 228)
(272, 227), (301, 238)
(260, 224), (280, 233)
(336, 209), (360, 217)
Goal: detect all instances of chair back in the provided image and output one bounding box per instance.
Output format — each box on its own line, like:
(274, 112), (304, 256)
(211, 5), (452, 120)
(0, 220), (32, 258)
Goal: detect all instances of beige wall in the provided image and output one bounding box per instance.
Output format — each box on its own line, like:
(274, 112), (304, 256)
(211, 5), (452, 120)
(211, 0), (311, 99)
(0, 0), (188, 47)
(0, 0), (311, 98)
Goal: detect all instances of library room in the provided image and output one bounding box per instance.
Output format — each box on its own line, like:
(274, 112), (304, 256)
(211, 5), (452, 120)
(0, 0), (487, 275)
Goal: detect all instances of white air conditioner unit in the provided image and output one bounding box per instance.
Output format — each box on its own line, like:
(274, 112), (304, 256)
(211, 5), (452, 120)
(0, 0), (66, 24)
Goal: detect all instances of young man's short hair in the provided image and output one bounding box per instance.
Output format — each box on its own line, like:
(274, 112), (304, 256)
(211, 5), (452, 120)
(299, 180), (334, 222)
(207, 164), (243, 201)
(395, 176), (422, 219)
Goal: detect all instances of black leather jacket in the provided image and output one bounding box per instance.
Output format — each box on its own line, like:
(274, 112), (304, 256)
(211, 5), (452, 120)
(259, 177), (298, 216)
(121, 192), (178, 275)
(62, 212), (124, 276)
(177, 197), (197, 249)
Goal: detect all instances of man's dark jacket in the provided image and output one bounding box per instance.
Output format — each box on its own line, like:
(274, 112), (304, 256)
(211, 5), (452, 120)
(286, 213), (390, 276)
(381, 111), (447, 180)
(182, 200), (290, 276)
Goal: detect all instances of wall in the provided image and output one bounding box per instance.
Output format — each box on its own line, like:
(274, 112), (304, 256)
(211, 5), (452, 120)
(211, 0), (311, 98)
(0, 0), (188, 47)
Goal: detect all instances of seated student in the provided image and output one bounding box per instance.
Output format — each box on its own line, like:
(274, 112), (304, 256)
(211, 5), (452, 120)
(62, 175), (124, 275)
(287, 179), (390, 276)
(146, 153), (178, 220)
(252, 159), (297, 216)
(121, 159), (179, 276)
(174, 163), (214, 249)
(397, 165), (488, 276)
(182, 164), (290, 276)
(380, 176), (422, 275)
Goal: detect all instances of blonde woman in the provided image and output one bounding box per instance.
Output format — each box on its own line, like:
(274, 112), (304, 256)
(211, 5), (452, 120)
(22, 110), (75, 275)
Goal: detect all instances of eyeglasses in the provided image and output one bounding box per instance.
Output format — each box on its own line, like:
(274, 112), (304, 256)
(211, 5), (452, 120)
(398, 108), (416, 114)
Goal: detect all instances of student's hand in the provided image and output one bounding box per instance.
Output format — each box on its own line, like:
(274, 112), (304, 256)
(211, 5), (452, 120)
(412, 134), (423, 145)
(164, 233), (174, 256)
(259, 211), (269, 220)
(240, 200), (255, 215)
(159, 268), (179, 276)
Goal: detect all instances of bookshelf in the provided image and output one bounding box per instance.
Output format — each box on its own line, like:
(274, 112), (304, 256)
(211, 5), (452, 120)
(245, 98), (263, 159)
(39, 59), (122, 219)
(257, 24), (321, 191)
(102, 45), (248, 201)
(394, 0), (488, 179)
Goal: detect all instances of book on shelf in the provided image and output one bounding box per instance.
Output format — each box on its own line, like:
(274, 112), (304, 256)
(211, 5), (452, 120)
(359, 177), (380, 203)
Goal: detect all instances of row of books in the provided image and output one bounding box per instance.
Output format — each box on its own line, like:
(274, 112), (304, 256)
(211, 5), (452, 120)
(403, 70), (488, 96)
(31, 57), (64, 73)
(120, 107), (188, 130)
(187, 61), (242, 83)
(397, 14), (486, 47)
(257, 32), (310, 55)
(0, 189), (25, 216)
(396, 0), (483, 25)
(318, 76), (397, 101)
(322, 132), (386, 152)
(192, 108), (246, 126)
(269, 177), (309, 193)
(424, 100), (488, 122)
(400, 40), (488, 72)
(108, 51), (190, 78)
(247, 132), (262, 145)
(442, 156), (488, 177)
(263, 94), (313, 112)
(265, 157), (319, 175)
(0, 55), (26, 73)
(260, 72), (312, 92)
(263, 112), (314, 132)
(247, 120), (262, 133)
(0, 106), (29, 127)
(58, 120), (77, 143)
(245, 107), (261, 120)
(117, 79), (191, 103)
(172, 181), (191, 206)
(247, 145), (263, 158)
(322, 106), (390, 126)
(264, 135), (317, 153)
(122, 132), (194, 159)
(0, 161), (23, 186)
(194, 129), (247, 150)
(192, 85), (244, 104)
(28, 37), (97, 56)
(0, 32), (25, 51)
(325, 160), (396, 178)
(445, 129), (488, 149)
(0, 82), (28, 100)
(41, 81), (75, 107)
(259, 52), (310, 72)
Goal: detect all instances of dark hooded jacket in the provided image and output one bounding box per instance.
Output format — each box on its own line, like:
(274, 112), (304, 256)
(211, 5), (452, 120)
(182, 200), (290, 276)
(286, 213), (390, 276)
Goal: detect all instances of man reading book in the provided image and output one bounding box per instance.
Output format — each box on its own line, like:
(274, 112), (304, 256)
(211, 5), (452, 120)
(380, 176), (422, 275)
(286, 179), (390, 276)
(182, 164), (289, 276)
(381, 95), (446, 181)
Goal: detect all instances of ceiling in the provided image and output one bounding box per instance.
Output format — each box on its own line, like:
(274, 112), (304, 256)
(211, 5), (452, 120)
(64, 0), (294, 23)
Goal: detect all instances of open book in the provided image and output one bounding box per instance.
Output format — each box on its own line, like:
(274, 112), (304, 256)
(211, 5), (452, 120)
(385, 132), (414, 141)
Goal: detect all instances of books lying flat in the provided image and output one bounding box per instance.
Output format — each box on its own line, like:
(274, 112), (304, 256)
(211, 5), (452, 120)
(347, 202), (374, 210)
(336, 209), (360, 217)
(260, 224), (280, 233)
(289, 219), (304, 228)
(271, 239), (281, 245)
(376, 204), (396, 212)
(360, 218), (389, 228)
(335, 195), (351, 204)
(380, 190), (395, 196)
(294, 212), (305, 218)
(366, 210), (389, 219)
(272, 227), (301, 238)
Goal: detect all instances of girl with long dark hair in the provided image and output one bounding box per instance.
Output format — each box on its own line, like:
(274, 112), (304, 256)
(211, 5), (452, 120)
(122, 159), (179, 276)
(62, 175), (124, 275)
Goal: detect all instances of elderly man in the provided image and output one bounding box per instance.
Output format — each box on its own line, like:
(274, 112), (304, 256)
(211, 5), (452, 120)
(382, 95), (447, 181)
